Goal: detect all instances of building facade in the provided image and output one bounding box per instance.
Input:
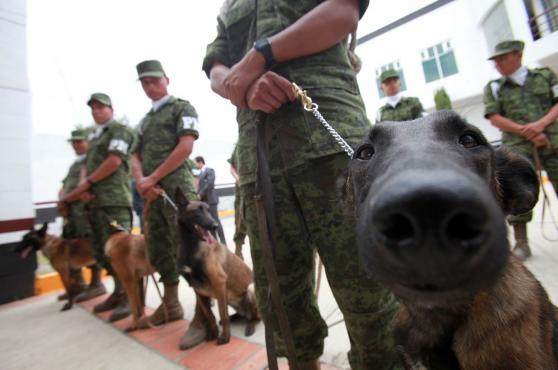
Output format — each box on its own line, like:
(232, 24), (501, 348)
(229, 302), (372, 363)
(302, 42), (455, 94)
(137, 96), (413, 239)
(356, 0), (558, 141)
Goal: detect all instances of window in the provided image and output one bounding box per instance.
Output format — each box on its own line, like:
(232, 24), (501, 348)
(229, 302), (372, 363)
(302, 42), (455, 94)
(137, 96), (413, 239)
(421, 41), (459, 83)
(482, 1), (514, 51)
(375, 61), (407, 98)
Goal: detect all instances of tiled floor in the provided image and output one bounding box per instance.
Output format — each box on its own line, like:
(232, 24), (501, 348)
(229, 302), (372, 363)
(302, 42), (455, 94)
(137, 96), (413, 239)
(79, 294), (340, 370)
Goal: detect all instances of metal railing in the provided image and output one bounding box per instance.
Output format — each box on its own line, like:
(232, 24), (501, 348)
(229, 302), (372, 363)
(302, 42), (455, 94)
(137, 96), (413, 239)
(528, 3), (558, 40)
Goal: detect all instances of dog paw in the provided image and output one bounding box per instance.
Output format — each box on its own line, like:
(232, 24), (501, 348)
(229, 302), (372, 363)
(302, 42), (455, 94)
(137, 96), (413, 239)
(244, 322), (255, 337)
(217, 334), (230, 345)
(61, 303), (72, 311)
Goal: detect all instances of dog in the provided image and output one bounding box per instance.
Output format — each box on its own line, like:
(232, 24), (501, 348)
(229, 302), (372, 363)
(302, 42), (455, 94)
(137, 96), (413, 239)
(103, 218), (152, 331)
(174, 188), (260, 345)
(347, 111), (558, 370)
(16, 223), (97, 311)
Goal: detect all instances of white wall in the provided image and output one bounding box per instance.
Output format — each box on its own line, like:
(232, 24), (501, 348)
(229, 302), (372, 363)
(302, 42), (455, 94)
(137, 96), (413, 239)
(0, 0), (33, 243)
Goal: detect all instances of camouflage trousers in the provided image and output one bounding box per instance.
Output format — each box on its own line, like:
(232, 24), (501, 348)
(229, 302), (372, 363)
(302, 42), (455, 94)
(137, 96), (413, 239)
(240, 153), (400, 369)
(88, 206), (132, 272)
(506, 142), (558, 224)
(233, 185), (248, 247)
(147, 186), (197, 285)
(63, 202), (92, 239)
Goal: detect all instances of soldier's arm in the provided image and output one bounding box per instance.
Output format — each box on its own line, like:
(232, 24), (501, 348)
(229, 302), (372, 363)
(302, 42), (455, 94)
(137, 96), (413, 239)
(131, 154), (144, 182)
(487, 113), (525, 135)
(136, 135), (196, 195)
(520, 102), (558, 140)
(61, 154), (122, 203)
(215, 0), (362, 109)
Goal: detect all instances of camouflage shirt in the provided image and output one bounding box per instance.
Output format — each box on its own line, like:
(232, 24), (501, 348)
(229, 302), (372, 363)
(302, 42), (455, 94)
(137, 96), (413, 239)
(62, 156), (90, 235)
(483, 67), (558, 146)
(86, 120), (134, 208)
(202, 0), (371, 185)
(134, 96), (199, 193)
(376, 96), (425, 122)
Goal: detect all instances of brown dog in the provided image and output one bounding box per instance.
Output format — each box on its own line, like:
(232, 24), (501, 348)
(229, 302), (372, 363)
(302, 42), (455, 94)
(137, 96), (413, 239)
(16, 223), (97, 311)
(348, 111), (558, 370)
(174, 189), (260, 345)
(104, 221), (152, 331)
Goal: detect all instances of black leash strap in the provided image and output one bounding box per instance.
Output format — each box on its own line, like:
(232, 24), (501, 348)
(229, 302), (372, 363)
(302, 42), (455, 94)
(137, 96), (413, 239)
(255, 112), (299, 370)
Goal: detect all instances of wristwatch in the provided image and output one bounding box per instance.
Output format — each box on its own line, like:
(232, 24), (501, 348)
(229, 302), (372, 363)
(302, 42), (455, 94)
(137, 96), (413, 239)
(253, 37), (276, 70)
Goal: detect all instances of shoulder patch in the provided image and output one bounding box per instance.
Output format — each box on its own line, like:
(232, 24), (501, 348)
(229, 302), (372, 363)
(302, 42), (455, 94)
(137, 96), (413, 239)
(181, 116), (199, 131)
(552, 84), (558, 99)
(490, 80), (501, 99)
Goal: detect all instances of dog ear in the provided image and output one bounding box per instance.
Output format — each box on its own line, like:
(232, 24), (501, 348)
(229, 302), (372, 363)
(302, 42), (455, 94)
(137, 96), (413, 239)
(495, 147), (539, 215)
(38, 222), (48, 236)
(174, 187), (189, 208)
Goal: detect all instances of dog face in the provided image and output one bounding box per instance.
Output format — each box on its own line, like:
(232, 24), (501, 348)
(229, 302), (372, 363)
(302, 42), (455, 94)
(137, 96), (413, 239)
(15, 223), (48, 258)
(175, 188), (219, 237)
(349, 111), (539, 308)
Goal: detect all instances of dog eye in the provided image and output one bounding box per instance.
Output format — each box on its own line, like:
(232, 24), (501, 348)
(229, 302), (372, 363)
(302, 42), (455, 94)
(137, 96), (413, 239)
(354, 145), (375, 160)
(459, 134), (480, 149)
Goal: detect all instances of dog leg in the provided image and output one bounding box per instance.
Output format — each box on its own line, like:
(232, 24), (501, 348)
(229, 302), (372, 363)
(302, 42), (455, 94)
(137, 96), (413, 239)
(215, 283), (230, 345)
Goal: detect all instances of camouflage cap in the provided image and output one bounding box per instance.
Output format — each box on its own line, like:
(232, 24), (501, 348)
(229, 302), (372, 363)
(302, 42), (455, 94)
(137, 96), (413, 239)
(136, 60), (166, 79)
(380, 69), (400, 83)
(87, 92), (112, 107)
(488, 40), (525, 60)
(68, 128), (88, 141)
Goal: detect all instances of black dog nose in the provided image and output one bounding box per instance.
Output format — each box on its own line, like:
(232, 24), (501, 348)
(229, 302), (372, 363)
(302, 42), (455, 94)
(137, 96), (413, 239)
(369, 172), (490, 252)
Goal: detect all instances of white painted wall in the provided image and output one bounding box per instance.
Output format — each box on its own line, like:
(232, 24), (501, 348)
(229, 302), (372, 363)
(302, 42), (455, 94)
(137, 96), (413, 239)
(0, 0), (33, 243)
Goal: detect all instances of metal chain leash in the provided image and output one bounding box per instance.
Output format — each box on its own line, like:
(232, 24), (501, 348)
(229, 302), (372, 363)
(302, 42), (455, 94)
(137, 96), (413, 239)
(292, 83), (354, 158)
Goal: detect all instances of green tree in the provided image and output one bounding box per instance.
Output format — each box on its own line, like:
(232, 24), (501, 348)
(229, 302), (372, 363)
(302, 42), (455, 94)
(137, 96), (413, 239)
(434, 88), (452, 111)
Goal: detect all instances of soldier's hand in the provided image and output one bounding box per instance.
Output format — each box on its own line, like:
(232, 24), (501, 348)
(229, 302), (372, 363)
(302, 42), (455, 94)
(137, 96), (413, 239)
(531, 133), (550, 149)
(80, 191), (95, 203)
(224, 50), (266, 109)
(137, 176), (156, 195)
(246, 72), (296, 113)
(520, 121), (545, 140)
(143, 186), (163, 202)
(57, 202), (68, 218)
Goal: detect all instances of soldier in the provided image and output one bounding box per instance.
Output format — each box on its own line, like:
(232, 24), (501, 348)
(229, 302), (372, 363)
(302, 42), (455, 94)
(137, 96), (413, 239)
(58, 128), (104, 301)
(61, 93), (135, 322)
(131, 60), (199, 328)
(201, 1), (400, 369)
(228, 145), (247, 260)
(375, 69), (425, 122)
(484, 40), (558, 260)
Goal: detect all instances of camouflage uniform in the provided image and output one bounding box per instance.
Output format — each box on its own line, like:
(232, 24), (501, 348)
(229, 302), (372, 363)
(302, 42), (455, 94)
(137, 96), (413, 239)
(377, 96), (425, 122)
(134, 96), (198, 285)
(228, 146), (247, 248)
(484, 67), (558, 223)
(86, 119), (134, 269)
(62, 156), (91, 239)
(203, 1), (400, 368)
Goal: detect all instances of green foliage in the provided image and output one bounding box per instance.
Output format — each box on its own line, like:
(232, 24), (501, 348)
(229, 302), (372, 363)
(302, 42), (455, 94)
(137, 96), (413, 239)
(434, 88), (452, 111)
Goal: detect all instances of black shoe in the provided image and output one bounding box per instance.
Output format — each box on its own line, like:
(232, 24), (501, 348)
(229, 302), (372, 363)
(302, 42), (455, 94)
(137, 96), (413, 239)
(108, 301), (131, 322)
(93, 292), (122, 313)
(75, 284), (107, 303)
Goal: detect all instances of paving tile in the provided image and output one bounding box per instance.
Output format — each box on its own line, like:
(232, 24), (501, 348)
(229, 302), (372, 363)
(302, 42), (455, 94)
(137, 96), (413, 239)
(181, 336), (261, 370)
(130, 317), (188, 345)
(148, 323), (196, 362)
(233, 347), (268, 370)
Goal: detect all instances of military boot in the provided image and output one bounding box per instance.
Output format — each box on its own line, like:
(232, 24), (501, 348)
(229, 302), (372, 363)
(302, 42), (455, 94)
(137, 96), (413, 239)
(512, 223), (531, 261)
(179, 295), (216, 350)
(93, 275), (125, 313)
(137, 283), (183, 328)
(108, 294), (131, 322)
(75, 266), (106, 302)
